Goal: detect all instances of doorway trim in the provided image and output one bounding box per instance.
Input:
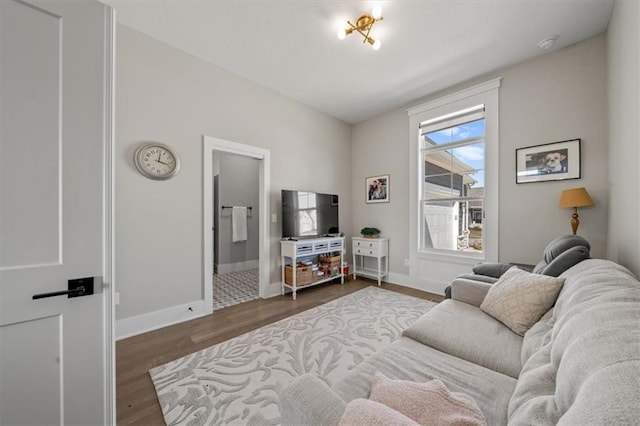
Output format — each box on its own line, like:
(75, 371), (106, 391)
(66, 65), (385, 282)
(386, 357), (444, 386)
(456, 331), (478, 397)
(105, 6), (116, 424)
(203, 135), (271, 314)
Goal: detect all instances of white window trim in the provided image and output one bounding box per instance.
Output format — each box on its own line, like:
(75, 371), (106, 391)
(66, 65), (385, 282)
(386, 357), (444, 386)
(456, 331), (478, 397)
(408, 78), (501, 267)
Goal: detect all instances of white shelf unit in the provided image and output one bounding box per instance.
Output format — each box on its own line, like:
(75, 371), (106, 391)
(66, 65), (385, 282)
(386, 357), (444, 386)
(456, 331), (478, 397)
(280, 236), (345, 300)
(352, 237), (389, 286)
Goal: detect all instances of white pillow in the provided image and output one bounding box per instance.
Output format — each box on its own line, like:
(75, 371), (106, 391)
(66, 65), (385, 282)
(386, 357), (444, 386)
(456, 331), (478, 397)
(338, 399), (419, 426)
(480, 267), (564, 336)
(368, 373), (486, 425)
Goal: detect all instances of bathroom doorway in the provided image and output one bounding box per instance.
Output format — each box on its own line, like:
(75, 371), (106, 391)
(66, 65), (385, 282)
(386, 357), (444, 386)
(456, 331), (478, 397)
(212, 152), (260, 309)
(203, 136), (270, 314)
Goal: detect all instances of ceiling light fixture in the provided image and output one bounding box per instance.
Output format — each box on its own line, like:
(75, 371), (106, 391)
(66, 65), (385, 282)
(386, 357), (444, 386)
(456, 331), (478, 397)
(337, 5), (383, 50)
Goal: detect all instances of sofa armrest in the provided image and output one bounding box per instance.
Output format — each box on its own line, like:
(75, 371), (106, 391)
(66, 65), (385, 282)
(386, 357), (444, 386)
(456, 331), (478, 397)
(280, 374), (346, 426)
(450, 278), (493, 307)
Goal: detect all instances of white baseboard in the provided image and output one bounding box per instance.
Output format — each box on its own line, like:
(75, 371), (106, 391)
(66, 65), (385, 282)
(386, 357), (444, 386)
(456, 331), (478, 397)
(387, 272), (411, 287)
(264, 281), (284, 298)
(217, 259), (259, 275)
(116, 300), (206, 340)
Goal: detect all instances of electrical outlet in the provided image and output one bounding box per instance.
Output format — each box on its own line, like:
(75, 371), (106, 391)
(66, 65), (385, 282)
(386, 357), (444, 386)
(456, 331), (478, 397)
(404, 258), (410, 267)
(114, 292), (120, 305)
(271, 213), (278, 223)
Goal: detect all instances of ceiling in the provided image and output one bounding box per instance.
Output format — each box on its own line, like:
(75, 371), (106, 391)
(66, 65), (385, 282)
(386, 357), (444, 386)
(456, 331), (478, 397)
(101, 0), (614, 124)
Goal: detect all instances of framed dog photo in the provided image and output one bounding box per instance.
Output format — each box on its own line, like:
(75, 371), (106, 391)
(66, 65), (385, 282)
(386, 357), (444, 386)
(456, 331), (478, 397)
(366, 174), (390, 203)
(515, 139), (581, 184)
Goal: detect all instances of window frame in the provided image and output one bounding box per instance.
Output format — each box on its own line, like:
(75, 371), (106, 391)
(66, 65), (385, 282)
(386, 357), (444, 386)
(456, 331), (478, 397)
(408, 78), (500, 265)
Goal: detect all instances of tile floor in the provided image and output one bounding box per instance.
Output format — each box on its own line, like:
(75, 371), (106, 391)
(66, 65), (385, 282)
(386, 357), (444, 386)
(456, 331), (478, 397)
(212, 268), (259, 311)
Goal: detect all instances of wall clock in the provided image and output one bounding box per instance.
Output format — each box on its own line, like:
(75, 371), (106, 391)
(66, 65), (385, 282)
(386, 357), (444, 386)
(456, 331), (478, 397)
(134, 142), (181, 180)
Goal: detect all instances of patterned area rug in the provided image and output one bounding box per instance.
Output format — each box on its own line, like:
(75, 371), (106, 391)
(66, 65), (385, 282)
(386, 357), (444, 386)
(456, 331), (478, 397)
(149, 287), (436, 425)
(213, 269), (259, 311)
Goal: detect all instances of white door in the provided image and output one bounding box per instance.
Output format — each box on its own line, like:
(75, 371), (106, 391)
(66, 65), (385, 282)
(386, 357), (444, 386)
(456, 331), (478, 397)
(0, 1), (114, 425)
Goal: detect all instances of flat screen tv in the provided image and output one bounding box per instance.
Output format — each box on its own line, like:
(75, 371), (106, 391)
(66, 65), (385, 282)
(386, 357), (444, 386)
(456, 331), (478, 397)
(281, 190), (339, 239)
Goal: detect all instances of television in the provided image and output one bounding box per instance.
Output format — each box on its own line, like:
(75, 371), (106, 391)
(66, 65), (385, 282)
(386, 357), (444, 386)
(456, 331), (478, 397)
(281, 190), (339, 239)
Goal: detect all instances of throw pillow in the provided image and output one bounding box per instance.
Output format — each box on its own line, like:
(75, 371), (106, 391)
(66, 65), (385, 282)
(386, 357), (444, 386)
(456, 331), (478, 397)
(480, 267), (565, 336)
(368, 373), (487, 426)
(338, 399), (419, 426)
(472, 262), (515, 278)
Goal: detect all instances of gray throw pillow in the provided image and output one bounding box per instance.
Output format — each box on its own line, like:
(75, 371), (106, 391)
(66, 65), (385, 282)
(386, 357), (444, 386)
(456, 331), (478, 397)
(472, 262), (514, 278)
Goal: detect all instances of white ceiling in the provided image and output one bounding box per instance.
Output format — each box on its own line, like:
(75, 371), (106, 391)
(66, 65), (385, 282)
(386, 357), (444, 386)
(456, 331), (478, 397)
(102, 0), (614, 124)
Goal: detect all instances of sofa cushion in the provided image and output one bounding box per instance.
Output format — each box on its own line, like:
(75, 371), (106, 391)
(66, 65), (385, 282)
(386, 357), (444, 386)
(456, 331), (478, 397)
(332, 337), (517, 426)
(369, 373), (487, 426)
(403, 299), (522, 378)
(532, 234), (590, 275)
(280, 374), (347, 426)
(338, 399), (419, 426)
(508, 259), (640, 424)
(480, 267), (564, 336)
(533, 245), (590, 277)
(520, 308), (554, 367)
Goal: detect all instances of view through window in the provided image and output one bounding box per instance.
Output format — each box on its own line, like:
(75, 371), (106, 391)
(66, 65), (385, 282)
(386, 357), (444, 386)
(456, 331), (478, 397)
(420, 107), (485, 253)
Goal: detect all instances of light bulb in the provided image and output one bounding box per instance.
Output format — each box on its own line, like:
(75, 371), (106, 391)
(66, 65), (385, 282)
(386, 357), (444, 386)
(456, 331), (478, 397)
(337, 28), (346, 40)
(372, 5), (382, 19)
(372, 39), (381, 50)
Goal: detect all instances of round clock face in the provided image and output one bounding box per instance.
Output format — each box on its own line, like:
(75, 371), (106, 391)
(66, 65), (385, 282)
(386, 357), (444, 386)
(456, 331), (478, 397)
(134, 143), (181, 180)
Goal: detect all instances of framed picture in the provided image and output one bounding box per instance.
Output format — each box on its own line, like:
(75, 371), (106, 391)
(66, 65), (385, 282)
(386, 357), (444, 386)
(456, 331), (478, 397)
(516, 139), (581, 184)
(366, 174), (390, 203)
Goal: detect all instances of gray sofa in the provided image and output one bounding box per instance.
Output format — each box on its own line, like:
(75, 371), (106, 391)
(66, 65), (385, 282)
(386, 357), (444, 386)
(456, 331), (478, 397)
(280, 259), (640, 425)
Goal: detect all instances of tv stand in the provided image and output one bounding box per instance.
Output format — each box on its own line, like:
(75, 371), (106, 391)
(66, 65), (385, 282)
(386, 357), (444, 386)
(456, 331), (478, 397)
(280, 236), (344, 300)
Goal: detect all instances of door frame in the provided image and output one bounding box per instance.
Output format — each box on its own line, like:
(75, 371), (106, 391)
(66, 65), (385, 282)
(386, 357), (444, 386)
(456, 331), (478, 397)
(202, 135), (271, 313)
(105, 6), (116, 423)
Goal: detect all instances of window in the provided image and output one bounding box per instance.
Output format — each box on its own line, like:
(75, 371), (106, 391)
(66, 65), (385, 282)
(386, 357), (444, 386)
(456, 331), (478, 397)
(408, 78), (500, 264)
(421, 108), (485, 253)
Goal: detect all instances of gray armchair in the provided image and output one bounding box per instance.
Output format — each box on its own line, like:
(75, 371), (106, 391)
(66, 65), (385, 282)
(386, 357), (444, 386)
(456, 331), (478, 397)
(444, 235), (591, 298)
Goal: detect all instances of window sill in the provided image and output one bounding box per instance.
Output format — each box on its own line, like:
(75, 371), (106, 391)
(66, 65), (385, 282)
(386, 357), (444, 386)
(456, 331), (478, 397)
(417, 249), (483, 265)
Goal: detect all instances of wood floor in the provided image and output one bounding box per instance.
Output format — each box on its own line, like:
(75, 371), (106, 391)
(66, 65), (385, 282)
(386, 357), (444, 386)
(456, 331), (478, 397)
(116, 279), (443, 425)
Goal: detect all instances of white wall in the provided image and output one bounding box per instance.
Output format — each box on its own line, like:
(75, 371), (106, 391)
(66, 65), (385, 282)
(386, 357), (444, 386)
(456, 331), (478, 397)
(115, 25), (352, 322)
(607, 0), (640, 277)
(352, 34), (608, 289)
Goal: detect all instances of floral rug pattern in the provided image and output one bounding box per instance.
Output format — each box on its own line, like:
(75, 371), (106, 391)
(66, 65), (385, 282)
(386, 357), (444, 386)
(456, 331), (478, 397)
(149, 286), (435, 425)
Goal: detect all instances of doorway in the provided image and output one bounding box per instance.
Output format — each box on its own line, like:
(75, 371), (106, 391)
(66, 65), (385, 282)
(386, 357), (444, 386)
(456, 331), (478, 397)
(212, 152), (260, 309)
(203, 136), (270, 314)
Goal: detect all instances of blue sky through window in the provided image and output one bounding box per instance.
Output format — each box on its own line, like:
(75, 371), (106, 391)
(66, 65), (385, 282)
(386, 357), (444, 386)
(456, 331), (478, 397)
(426, 119), (485, 187)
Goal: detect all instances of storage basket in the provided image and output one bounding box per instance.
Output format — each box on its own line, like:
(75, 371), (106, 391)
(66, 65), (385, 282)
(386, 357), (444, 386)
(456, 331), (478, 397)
(318, 255), (341, 267)
(285, 264), (313, 286)
(318, 255), (341, 275)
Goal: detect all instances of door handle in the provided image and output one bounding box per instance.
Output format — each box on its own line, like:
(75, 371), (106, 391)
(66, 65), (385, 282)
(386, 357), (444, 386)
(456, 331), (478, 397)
(33, 277), (94, 300)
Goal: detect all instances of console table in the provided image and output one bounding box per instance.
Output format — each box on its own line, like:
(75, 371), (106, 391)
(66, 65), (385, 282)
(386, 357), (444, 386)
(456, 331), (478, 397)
(352, 237), (389, 286)
(280, 237), (344, 300)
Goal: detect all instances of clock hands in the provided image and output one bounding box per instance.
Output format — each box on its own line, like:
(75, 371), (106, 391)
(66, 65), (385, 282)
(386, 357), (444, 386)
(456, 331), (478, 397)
(155, 151), (171, 166)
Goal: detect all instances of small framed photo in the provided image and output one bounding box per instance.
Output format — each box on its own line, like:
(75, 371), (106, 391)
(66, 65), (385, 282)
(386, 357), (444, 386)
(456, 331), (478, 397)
(516, 139), (581, 184)
(366, 174), (390, 203)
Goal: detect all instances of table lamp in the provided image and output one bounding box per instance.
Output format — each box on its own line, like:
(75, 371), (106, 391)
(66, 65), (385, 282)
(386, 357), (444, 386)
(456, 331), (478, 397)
(558, 187), (594, 235)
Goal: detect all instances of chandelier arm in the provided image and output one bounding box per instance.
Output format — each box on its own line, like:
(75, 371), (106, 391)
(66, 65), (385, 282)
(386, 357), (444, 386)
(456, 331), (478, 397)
(363, 22), (373, 40)
(353, 26), (373, 42)
(346, 20), (358, 35)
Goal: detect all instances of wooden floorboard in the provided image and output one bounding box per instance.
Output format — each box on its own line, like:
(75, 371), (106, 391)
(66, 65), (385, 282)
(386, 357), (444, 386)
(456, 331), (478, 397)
(116, 278), (443, 425)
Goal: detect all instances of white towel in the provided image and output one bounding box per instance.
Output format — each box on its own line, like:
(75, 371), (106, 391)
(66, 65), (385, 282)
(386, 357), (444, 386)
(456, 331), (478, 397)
(232, 206), (247, 242)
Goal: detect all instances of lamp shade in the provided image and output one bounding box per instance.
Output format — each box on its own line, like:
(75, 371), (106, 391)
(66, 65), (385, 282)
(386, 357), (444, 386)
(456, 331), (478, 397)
(558, 187), (594, 208)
